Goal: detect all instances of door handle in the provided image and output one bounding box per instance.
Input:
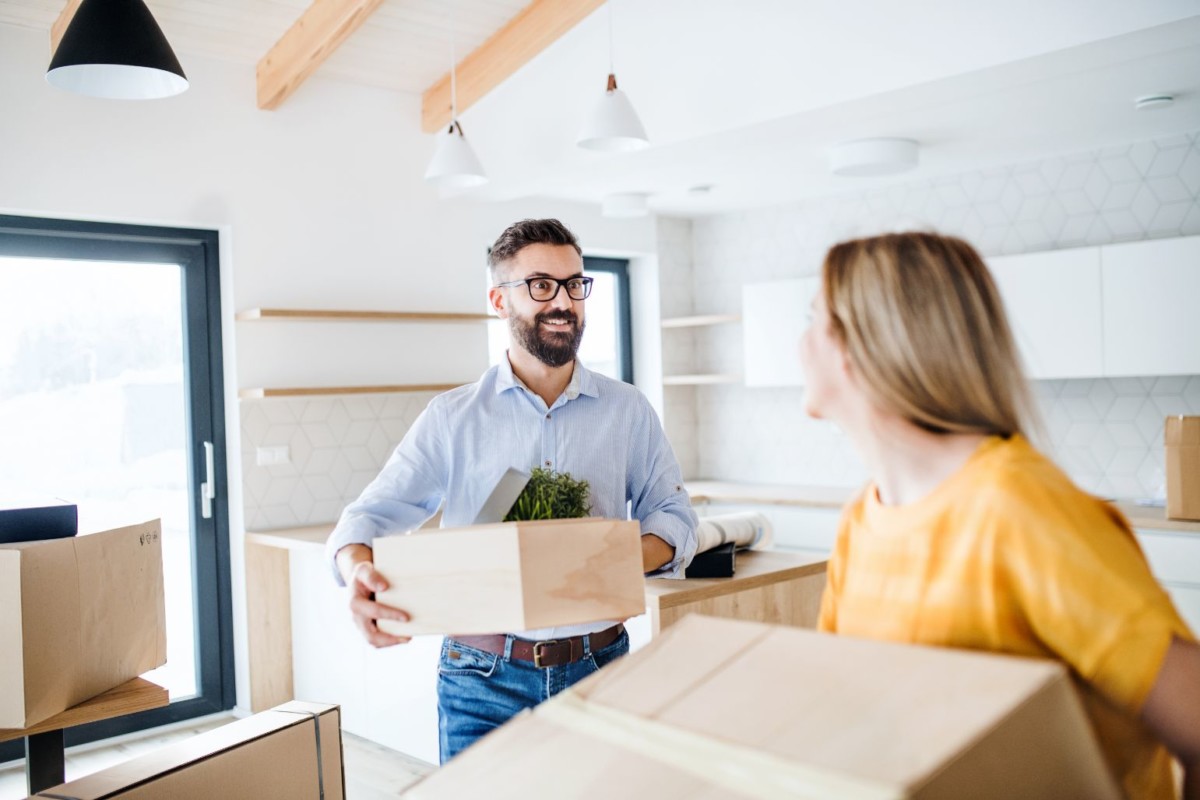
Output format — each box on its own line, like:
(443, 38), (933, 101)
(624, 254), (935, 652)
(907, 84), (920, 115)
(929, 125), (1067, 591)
(201, 440), (215, 519)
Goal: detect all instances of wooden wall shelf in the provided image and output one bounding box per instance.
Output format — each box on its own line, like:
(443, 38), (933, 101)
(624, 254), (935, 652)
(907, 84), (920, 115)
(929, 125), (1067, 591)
(236, 308), (491, 323)
(660, 313), (741, 329)
(239, 383), (463, 399)
(662, 373), (741, 386)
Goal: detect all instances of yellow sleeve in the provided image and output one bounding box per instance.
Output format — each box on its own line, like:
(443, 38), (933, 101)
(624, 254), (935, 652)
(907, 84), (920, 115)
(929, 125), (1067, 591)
(993, 486), (1193, 712)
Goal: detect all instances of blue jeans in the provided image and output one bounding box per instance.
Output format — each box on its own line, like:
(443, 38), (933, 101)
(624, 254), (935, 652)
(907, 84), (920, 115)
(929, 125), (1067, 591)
(437, 628), (630, 763)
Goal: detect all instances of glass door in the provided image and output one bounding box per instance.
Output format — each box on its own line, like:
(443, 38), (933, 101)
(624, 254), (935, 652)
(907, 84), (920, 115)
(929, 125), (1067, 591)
(0, 215), (233, 757)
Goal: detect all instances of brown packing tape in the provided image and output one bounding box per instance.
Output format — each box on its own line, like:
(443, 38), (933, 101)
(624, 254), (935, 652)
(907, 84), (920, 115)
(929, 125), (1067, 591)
(1165, 415), (1200, 445)
(537, 690), (905, 800)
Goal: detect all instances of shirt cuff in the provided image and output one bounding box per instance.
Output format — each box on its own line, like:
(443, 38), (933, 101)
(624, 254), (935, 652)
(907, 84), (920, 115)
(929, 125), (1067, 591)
(639, 511), (698, 579)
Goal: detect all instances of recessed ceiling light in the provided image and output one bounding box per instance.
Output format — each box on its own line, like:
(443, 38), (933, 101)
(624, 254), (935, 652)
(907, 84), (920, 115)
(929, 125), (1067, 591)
(829, 138), (919, 177)
(1134, 94), (1175, 111)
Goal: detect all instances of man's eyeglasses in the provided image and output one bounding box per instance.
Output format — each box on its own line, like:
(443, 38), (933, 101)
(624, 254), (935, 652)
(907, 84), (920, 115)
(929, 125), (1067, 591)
(494, 276), (594, 302)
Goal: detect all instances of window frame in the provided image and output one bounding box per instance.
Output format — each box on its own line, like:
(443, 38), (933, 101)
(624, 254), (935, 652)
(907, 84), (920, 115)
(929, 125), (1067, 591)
(0, 214), (234, 760)
(583, 256), (634, 384)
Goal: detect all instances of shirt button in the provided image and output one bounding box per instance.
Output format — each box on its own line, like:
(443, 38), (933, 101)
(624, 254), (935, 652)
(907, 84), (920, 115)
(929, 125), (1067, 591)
(545, 414), (551, 420)
(545, 460), (552, 467)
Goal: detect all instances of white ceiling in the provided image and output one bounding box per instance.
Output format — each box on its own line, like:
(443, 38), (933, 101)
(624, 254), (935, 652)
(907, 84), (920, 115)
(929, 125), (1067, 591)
(2, 0), (1198, 216)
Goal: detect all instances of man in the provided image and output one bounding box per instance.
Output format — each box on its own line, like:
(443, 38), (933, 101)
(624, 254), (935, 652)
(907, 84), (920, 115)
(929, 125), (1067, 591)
(326, 218), (698, 762)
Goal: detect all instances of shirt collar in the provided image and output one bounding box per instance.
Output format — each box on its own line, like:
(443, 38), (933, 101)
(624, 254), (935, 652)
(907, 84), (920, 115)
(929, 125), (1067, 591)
(495, 353), (600, 400)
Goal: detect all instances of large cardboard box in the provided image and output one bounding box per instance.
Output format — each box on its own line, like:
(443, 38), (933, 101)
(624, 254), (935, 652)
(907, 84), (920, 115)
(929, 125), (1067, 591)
(0, 519), (166, 730)
(31, 701), (344, 799)
(374, 518), (645, 635)
(404, 615), (1121, 799)
(1166, 415), (1200, 520)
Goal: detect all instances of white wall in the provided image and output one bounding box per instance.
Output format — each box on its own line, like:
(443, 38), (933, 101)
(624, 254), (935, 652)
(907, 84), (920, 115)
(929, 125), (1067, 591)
(0, 22), (657, 723)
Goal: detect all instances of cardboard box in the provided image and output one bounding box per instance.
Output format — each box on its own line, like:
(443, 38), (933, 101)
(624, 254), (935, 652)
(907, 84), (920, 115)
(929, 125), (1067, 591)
(1166, 415), (1200, 520)
(32, 701), (344, 799)
(0, 520), (166, 729)
(374, 518), (645, 635)
(404, 615), (1121, 799)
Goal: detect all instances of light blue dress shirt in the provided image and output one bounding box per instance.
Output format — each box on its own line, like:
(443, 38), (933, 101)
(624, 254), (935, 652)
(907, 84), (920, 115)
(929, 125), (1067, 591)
(325, 356), (699, 638)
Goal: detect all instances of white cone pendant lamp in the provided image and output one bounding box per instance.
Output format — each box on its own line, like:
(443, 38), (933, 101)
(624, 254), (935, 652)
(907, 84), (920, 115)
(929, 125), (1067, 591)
(47, 0), (187, 100)
(425, 120), (488, 190)
(424, 4), (487, 191)
(577, 3), (648, 152)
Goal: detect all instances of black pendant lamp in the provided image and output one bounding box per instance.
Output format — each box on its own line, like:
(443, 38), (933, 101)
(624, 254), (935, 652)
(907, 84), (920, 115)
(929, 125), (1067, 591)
(47, 0), (187, 99)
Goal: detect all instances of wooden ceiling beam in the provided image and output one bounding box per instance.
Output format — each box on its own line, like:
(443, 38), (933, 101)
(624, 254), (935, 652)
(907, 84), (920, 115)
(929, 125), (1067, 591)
(421, 0), (604, 133)
(50, 0), (83, 56)
(257, 0), (385, 110)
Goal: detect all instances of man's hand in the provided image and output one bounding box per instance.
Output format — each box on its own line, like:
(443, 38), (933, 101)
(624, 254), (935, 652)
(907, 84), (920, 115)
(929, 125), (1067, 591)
(640, 533), (675, 574)
(336, 544), (413, 648)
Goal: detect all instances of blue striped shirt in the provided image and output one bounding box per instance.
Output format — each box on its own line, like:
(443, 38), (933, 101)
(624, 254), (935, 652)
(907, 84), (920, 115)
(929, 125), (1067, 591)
(326, 356), (699, 638)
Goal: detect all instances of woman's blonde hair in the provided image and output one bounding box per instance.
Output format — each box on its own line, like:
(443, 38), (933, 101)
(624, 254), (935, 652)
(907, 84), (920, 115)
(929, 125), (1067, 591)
(821, 231), (1039, 438)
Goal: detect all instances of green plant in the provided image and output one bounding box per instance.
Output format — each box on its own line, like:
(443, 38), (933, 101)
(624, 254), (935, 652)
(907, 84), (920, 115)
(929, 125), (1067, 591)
(504, 467), (591, 521)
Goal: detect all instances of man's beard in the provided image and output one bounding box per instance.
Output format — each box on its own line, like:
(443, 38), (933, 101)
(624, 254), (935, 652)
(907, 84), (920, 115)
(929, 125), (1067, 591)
(510, 309), (585, 368)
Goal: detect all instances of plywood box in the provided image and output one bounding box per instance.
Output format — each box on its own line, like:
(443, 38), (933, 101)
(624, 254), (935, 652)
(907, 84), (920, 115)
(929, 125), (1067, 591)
(404, 615), (1120, 799)
(1166, 415), (1200, 520)
(373, 518), (645, 635)
(32, 701), (344, 799)
(0, 520), (166, 729)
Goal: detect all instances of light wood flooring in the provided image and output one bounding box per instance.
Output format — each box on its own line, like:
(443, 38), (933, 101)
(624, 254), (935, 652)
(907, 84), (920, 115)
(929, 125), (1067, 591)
(0, 713), (434, 799)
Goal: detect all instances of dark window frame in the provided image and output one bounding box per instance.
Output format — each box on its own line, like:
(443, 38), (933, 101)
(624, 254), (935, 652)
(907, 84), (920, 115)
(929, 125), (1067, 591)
(0, 214), (234, 762)
(583, 256), (634, 384)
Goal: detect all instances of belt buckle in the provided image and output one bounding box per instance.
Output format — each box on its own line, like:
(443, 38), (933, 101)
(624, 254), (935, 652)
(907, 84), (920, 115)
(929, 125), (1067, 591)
(532, 639), (558, 668)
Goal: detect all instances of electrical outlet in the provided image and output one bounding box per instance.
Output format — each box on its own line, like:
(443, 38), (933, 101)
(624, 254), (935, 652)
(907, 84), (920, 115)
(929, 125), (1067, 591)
(255, 445), (290, 466)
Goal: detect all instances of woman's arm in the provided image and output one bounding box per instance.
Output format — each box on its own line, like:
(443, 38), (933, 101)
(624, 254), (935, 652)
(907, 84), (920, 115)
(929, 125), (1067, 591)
(1141, 636), (1200, 800)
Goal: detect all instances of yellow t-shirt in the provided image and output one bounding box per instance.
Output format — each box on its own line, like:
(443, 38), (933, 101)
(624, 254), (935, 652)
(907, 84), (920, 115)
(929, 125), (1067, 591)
(818, 435), (1194, 800)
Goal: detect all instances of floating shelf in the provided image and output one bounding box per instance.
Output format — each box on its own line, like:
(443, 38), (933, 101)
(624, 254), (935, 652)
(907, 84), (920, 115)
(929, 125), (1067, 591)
(660, 313), (741, 329)
(662, 374), (742, 386)
(236, 308), (492, 323)
(239, 383), (463, 399)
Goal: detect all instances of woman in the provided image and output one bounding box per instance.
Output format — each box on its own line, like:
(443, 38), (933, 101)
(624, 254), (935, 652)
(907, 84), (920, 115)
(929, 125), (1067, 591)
(804, 231), (1199, 800)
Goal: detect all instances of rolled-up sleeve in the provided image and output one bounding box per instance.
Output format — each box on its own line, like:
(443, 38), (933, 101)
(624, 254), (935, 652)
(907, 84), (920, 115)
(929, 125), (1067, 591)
(629, 401), (698, 578)
(325, 400), (448, 585)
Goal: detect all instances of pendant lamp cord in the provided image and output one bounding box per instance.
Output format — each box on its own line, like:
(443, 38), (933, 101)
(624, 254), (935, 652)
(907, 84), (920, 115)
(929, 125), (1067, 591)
(449, 2), (459, 131)
(607, 1), (614, 75)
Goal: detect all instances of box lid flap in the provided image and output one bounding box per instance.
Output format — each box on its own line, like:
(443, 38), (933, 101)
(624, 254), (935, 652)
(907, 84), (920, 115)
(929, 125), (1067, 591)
(1166, 415), (1200, 445)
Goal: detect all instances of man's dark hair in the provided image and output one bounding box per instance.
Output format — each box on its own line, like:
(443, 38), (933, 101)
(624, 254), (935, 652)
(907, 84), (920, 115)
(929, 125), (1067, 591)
(488, 219), (581, 276)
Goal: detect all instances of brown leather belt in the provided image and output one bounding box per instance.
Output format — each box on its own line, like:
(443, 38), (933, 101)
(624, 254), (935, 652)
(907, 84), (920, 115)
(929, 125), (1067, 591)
(449, 623), (624, 669)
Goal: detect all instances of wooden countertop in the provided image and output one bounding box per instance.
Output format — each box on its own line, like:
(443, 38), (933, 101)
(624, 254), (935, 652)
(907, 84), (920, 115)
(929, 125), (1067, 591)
(686, 480), (1200, 534)
(645, 549), (826, 608)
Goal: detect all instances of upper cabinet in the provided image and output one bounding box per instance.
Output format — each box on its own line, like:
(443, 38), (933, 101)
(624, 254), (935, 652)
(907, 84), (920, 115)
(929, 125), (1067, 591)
(1101, 236), (1200, 378)
(988, 248), (1104, 379)
(742, 277), (819, 387)
(739, 235), (1199, 388)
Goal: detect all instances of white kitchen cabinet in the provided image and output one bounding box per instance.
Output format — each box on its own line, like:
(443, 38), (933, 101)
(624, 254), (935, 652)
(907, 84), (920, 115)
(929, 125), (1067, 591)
(1101, 235), (1200, 377)
(1135, 528), (1200, 633)
(988, 248), (1104, 379)
(742, 277), (820, 387)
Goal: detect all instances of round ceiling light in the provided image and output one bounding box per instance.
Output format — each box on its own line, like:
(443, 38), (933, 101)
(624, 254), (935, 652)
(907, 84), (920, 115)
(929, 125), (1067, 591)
(829, 138), (919, 177)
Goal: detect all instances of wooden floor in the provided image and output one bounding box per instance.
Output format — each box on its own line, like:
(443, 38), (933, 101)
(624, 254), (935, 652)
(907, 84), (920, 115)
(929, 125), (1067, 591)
(0, 713), (435, 799)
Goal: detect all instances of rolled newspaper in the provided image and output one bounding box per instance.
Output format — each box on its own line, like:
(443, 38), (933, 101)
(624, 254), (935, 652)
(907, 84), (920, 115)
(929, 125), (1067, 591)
(694, 512), (773, 554)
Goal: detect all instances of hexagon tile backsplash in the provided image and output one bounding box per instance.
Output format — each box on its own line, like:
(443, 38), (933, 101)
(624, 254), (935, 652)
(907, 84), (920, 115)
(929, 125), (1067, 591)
(665, 130), (1200, 501)
(240, 392), (437, 531)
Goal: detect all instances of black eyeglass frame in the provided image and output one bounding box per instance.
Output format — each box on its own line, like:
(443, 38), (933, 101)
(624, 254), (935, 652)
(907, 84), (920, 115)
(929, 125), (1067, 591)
(494, 276), (594, 302)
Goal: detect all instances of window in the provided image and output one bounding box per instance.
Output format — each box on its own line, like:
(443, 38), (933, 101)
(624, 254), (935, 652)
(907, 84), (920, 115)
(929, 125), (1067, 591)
(0, 215), (233, 760)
